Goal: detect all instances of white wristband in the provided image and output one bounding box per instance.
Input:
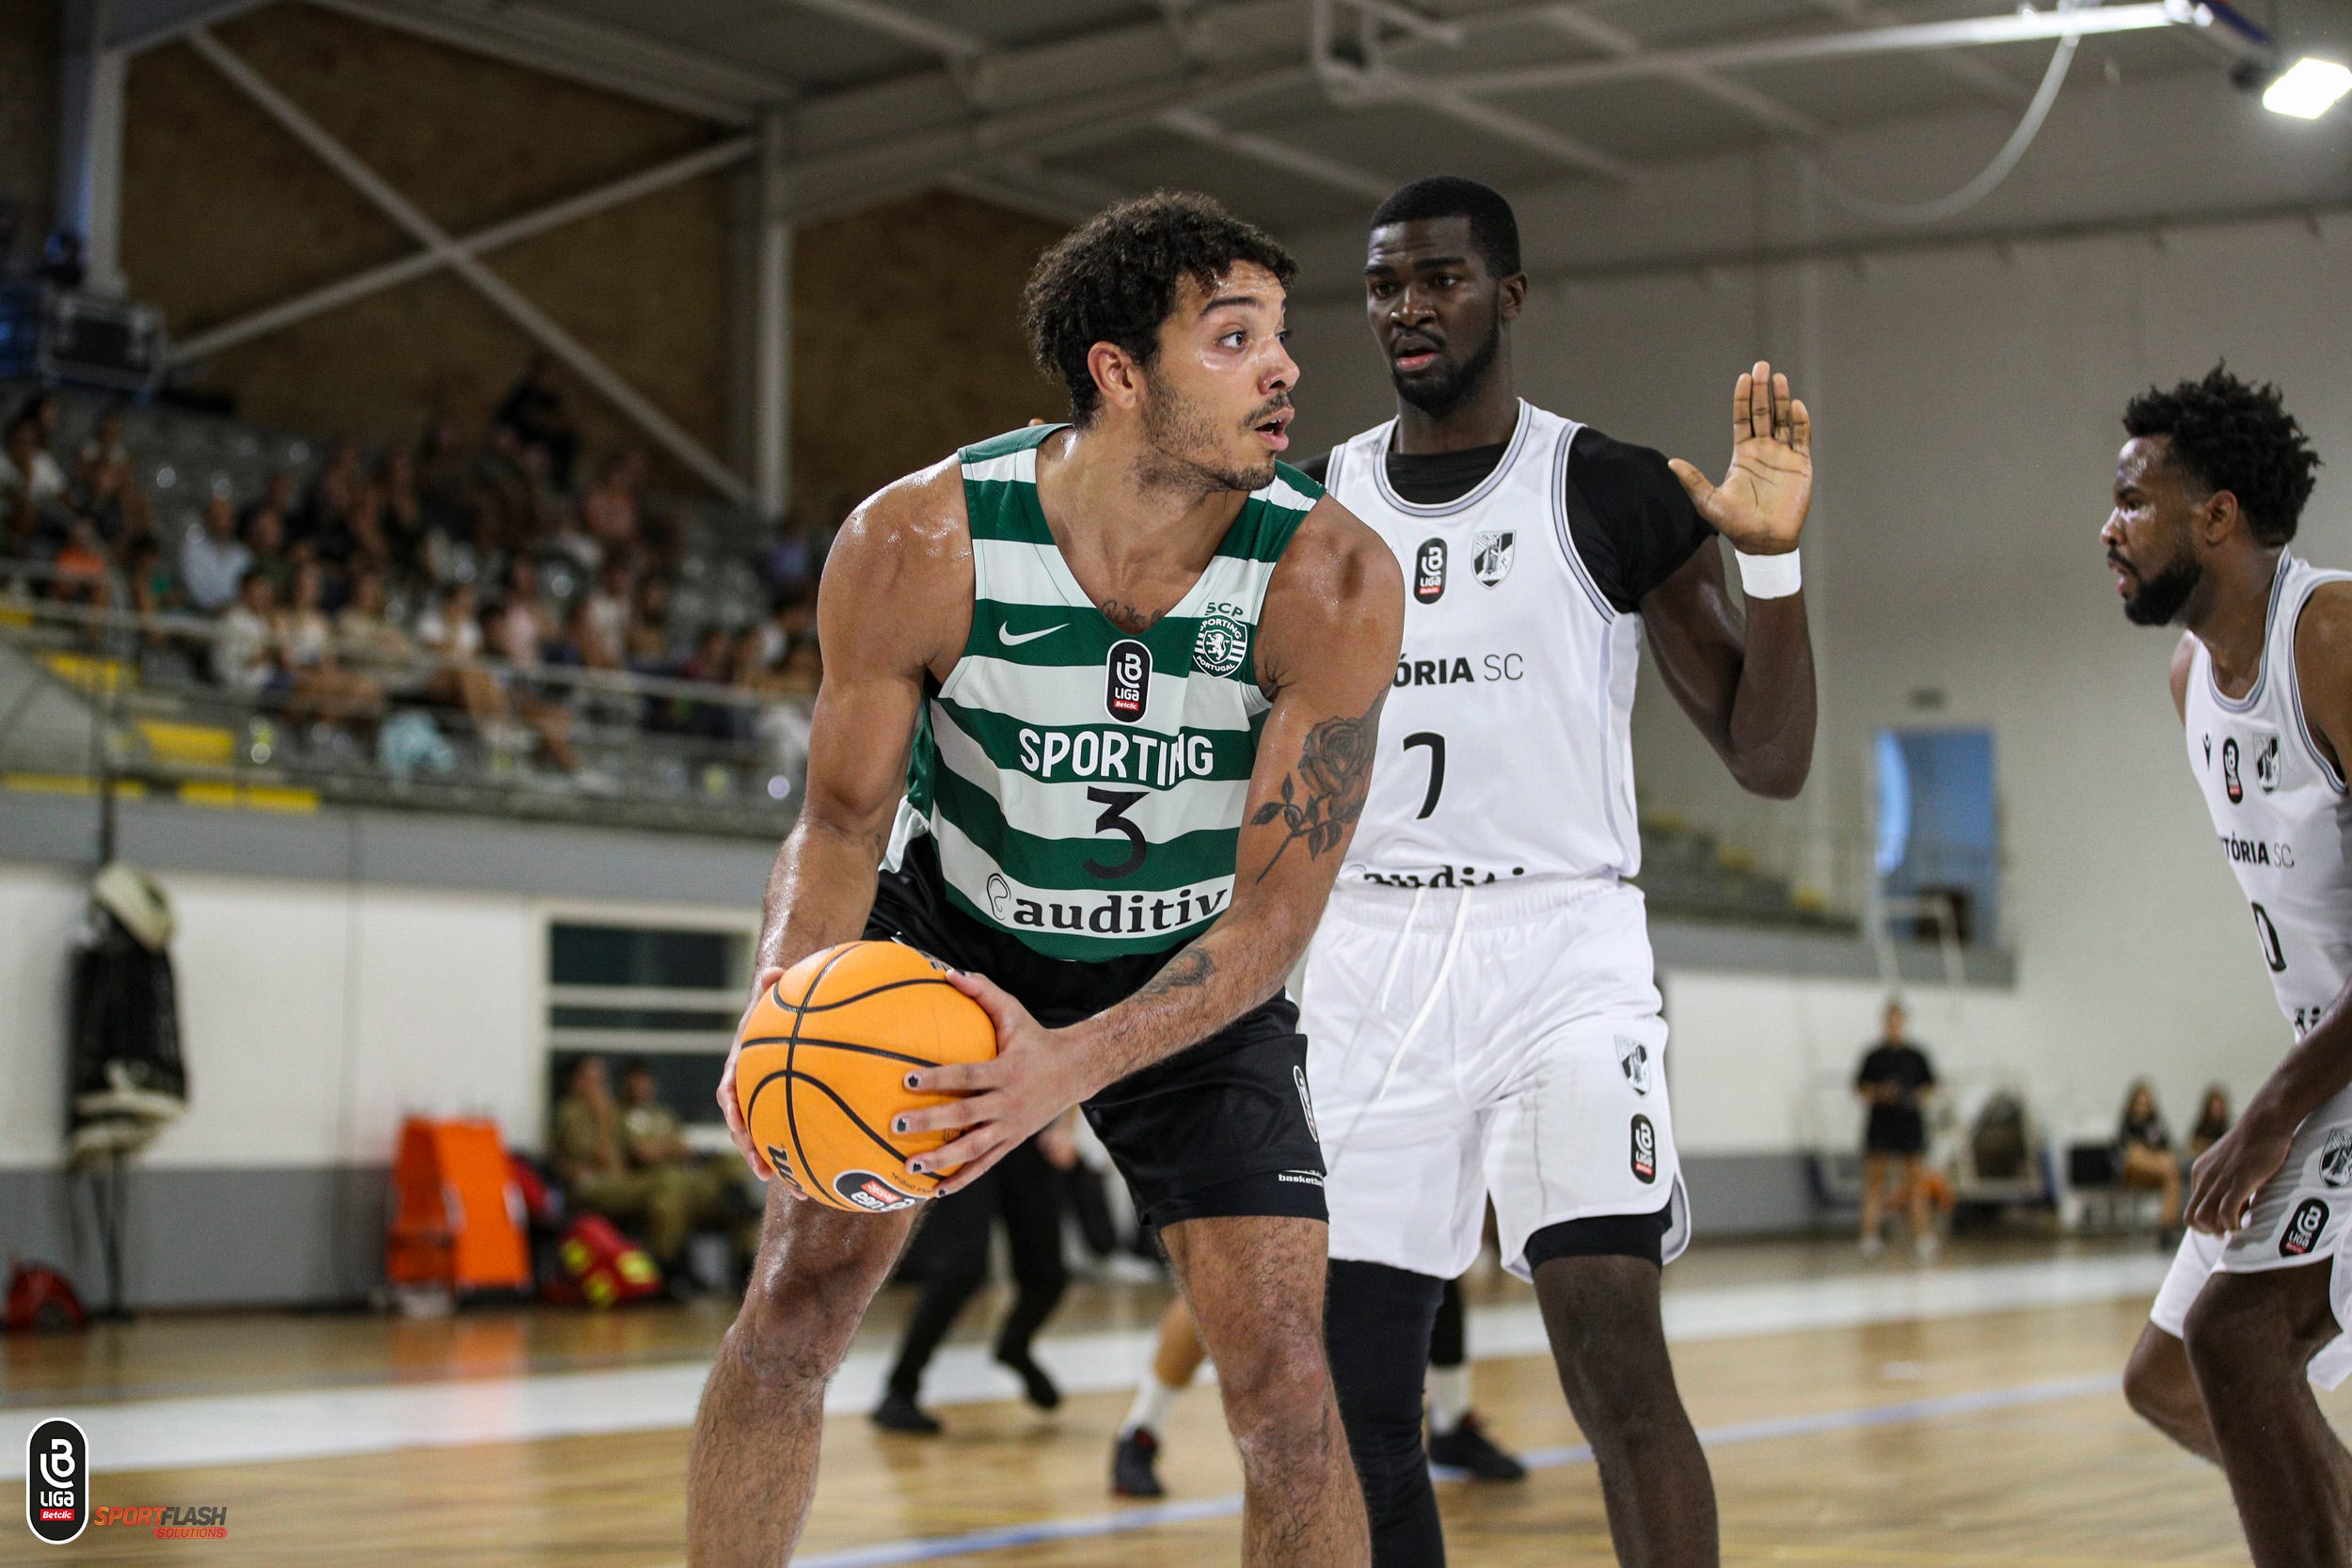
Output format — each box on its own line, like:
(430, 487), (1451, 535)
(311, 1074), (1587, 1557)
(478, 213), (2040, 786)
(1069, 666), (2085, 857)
(1735, 547), (1802, 599)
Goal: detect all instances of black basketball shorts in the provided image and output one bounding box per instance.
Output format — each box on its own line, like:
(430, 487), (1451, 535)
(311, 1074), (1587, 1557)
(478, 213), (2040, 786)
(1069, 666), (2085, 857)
(865, 837), (1327, 1229)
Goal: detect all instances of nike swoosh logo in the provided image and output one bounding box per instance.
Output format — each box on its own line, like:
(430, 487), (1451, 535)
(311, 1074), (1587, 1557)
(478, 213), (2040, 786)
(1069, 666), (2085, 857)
(997, 623), (1066, 647)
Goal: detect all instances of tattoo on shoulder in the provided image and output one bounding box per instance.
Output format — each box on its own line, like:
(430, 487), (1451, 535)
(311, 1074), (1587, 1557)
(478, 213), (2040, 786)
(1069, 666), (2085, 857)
(1250, 697), (1381, 883)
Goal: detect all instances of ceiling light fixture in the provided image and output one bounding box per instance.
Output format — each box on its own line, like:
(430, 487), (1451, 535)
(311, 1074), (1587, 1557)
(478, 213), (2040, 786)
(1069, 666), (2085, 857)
(2264, 56), (2352, 119)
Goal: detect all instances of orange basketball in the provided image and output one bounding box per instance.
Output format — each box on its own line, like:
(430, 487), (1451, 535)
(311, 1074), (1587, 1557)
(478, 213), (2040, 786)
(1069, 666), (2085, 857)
(734, 940), (998, 1213)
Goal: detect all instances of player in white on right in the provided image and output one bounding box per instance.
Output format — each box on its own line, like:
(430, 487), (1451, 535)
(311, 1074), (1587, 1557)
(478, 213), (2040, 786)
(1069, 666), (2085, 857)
(2107, 367), (2352, 1568)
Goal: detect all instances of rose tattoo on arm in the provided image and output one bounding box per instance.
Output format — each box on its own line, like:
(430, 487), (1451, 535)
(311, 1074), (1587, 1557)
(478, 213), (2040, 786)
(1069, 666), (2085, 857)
(1250, 698), (1380, 883)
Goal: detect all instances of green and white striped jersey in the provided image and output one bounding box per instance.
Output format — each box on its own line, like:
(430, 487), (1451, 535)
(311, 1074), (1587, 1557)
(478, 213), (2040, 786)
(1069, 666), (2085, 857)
(882, 422), (1322, 961)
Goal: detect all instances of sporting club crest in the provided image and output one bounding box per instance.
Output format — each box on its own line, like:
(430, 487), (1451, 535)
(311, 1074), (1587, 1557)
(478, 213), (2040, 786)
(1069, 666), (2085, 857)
(1616, 1035), (1652, 1096)
(2321, 1129), (2352, 1189)
(1472, 531), (1515, 587)
(2256, 735), (2280, 794)
(1193, 601), (1248, 678)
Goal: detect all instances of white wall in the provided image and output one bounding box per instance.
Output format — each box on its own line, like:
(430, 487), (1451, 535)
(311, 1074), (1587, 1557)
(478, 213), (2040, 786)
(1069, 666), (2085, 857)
(1289, 206), (2352, 1151)
(0, 862), (745, 1171)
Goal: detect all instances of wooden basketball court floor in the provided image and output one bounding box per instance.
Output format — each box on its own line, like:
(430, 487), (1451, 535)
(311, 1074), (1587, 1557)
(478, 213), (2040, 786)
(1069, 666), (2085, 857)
(6, 1236), (2332, 1566)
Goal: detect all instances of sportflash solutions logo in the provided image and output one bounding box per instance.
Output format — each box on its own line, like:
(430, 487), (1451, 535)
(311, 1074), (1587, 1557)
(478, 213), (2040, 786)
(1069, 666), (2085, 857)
(24, 1420), (230, 1544)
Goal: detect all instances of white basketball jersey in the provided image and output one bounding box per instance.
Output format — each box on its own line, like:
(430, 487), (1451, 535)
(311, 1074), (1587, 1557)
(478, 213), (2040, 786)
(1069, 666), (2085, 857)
(1325, 400), (1645, 887)
(2182, 551), (2352, 1037)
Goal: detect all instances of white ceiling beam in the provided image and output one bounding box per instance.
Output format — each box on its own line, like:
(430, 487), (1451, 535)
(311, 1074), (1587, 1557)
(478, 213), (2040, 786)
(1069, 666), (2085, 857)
(777, 0), (986, 60)
(1356, 68), (1632, 181)
(782, 61), (1319, 221)
(1158, 106), (1391, 199)
(308, 0), (783, 126)
(944, 172), (1101, 227)
(1798, 0), (2030, 102)
(1430, 4), (2204, 97)
(185, 26), (754, 504)
(169, 134), (756, 364)
(109, 0), (275, 54)
(1532, 7), (1825, 140)
(778, 0), (1392, 203)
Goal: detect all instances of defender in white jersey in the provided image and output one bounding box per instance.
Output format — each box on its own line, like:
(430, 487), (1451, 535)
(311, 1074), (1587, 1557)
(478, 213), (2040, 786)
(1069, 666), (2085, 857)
(1301, 178), (1819, 1568)
(2106, 367), (2352, 1568)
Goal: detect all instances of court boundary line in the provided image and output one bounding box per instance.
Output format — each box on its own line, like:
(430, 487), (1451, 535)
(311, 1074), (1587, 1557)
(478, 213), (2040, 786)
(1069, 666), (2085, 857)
(790, 1373), (2120, 1568)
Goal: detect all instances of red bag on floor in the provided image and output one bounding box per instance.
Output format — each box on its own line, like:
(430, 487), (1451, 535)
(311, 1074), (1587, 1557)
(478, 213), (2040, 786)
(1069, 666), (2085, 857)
(549, 1215), (661, 1308)
(4, 1259), (88, 1334)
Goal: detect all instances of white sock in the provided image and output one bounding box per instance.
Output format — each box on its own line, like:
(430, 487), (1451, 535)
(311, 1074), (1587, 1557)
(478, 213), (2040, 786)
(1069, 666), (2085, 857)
(1121, 1376), (1179, 1437)
(1426, 1365), (1472, 1435)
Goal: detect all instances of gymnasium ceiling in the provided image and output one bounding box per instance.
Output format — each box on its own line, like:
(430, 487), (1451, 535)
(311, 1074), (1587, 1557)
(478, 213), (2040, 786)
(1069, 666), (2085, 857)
(148, 0), (2352, 276)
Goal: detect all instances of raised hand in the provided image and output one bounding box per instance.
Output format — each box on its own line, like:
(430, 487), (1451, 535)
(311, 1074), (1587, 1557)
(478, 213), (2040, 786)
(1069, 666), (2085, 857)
(1667, 360), (1813, 557)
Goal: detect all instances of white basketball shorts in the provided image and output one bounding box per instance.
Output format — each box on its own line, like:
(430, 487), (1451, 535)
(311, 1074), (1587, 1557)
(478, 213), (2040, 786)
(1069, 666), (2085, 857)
(1299, 876), (1690, 1282)
(2149, 1079), (2352, 1388)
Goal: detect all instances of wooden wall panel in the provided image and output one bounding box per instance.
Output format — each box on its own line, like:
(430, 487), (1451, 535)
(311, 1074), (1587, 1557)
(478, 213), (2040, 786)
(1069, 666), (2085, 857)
(789, 191), (1066, 523)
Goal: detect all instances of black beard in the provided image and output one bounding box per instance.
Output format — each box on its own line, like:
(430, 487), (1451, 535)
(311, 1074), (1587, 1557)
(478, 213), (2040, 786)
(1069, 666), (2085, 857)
(1137, 378), (1274, 497)
(2122, 552), (2202, 626)
(1391, 308), (1502, 420)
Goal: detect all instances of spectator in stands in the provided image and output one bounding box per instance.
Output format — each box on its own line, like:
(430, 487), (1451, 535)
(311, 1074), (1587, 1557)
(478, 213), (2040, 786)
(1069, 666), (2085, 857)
(1, 414), (69, 526)
(75, 445), (148, 547)
(2188, 1084), (2233, 1162)
(278, 560), (384, 727)
(244, 504), (294, 599)
(180, 495), (252, 612)
(548, 1054), (705, 1286)
(375, 450), (425, 574)
(500, 556), (556, 648)
(123, 534), (179, 620)
(241, 472), (295, 538)
(493, 355), (579, 490)
(581, 451), (644, 555)
(581, 558), (632, 656)
(625, 575), (675, 669)
(616, 1058), (749, 1257)
(1855, 998), (1939, 1259)
(49, 517), (114, 613)
(484, 596), (580, 774)
(2117, 1079), (2182, 1236)
(213, 569), (284, 694)
(11, 391), (62, 448)
(335, 568), (423, 689)
(77, 404), (129, 477)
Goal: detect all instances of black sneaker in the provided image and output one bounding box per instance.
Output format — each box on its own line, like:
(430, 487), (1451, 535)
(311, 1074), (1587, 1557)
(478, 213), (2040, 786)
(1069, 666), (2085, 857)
(871, 1390), (942, 1435)
(1427, 1413), (1527, 1481)
(997, 1346), (1062, 1411)
(1111, 1427), (1165, 1497)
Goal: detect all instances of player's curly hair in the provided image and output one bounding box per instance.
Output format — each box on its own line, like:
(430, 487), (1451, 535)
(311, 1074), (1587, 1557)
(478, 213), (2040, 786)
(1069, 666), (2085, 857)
(1023, 192), (1295, 424)
(2122, 364), (2321, 546)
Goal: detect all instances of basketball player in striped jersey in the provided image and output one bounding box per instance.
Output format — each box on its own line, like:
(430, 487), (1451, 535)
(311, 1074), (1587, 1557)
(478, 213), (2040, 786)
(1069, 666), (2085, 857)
(2106, 367), (2352, 1568)
(1299, 178), (1818, 1568)
(689, 194), (1402, 1567)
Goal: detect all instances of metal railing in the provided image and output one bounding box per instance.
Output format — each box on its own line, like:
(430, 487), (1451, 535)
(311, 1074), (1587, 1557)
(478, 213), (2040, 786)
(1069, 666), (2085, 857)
(0, 563), (810, 838)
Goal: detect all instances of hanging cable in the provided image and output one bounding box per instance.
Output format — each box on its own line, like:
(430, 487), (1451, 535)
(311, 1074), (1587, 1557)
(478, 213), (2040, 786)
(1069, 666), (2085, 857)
(1788, 0), (2089, 227)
